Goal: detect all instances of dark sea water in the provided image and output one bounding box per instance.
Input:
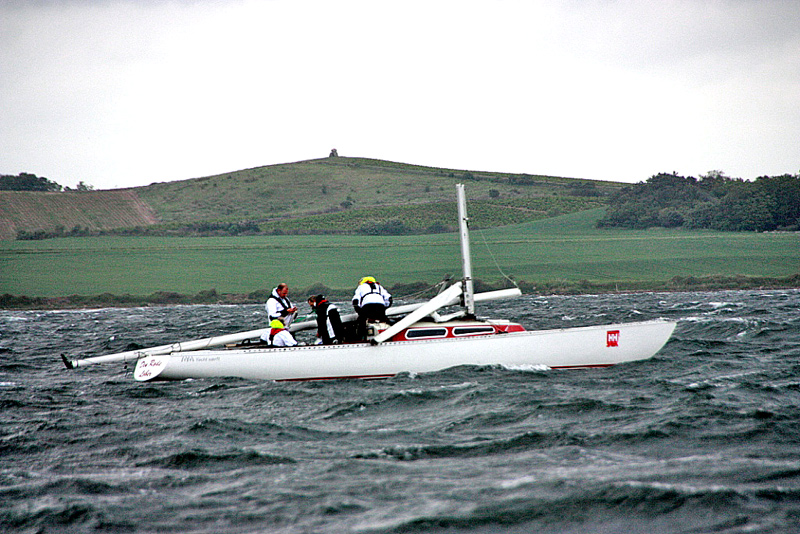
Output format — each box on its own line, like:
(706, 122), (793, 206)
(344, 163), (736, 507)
(2, 290), (800, 533)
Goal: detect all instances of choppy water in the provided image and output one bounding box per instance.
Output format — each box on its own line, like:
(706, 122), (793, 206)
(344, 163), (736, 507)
(2, 290), (800, 533)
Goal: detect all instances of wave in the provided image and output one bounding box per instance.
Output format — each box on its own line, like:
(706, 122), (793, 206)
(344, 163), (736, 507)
(359, 480), (794, 534)
(0, 501), (106, 533)
(137, 448), (296, 470)
(359, 431), (582, 461)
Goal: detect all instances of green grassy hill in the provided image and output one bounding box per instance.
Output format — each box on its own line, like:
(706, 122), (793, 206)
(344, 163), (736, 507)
(136, 157), (619, 223)
(1, 157), (620, 239)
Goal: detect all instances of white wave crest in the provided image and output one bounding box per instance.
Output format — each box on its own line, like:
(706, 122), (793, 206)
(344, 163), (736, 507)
(501, 363), (551, 372)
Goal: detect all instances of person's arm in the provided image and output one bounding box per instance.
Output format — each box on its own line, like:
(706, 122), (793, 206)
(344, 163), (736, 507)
(353, 284), (369, 311)
(266, 298), (279, 320)
(383, 288), (393, 307)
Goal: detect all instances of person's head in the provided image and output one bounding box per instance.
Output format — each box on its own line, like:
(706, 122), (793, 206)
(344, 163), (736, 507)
(276, 283), (289, 297)
(269, 319), (284, 330)
(307, 295), (326, 308)
(359, 276), (376, 286)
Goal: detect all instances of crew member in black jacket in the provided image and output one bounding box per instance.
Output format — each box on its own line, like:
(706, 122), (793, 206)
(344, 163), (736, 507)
(307, 295), (345, 345)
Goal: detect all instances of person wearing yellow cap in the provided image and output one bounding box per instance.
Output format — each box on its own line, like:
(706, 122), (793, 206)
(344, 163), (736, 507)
(259, 319), (298, 347)
(352, 276), (392, 340)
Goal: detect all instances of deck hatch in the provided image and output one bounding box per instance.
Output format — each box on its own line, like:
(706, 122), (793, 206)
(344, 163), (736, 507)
(405, 327), (448, 339)
(452, 326), (496, 336)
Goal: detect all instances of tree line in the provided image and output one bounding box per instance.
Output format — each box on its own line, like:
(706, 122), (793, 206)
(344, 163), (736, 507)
(597, 171), (800, 232)
(16, 221), (262, 240)
(1, 173), (93, 191)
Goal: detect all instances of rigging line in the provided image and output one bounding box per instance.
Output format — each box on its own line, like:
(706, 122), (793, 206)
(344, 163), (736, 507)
(392, 273), (454, 301)
(394, 277), (450, 301)
(477, 227), (518, 288)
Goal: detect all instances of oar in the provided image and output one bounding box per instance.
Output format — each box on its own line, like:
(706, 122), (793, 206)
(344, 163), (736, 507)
(371, 286), (521, 344)
(62, 327), (273, 368)
(372, 283), (464, 344)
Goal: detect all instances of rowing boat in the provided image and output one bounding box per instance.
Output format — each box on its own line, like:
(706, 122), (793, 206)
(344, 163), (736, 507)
(62, 184), (675, 381)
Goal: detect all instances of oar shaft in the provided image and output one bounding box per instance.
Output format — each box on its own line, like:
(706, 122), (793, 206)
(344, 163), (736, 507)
(373, 283), (464, 343)
(64, 327), (271, 367)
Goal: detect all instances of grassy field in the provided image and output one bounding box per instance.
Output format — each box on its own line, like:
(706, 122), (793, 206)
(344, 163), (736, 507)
(2, 209), (798, 302)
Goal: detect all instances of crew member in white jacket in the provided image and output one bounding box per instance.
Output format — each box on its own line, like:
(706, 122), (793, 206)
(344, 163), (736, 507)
(260, 319), (297, 347)
(352, 276), (392, 339)
(266, 283), (297, 327)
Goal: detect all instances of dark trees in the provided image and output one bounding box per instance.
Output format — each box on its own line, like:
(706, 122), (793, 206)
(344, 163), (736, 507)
(598, 171), (800, 232)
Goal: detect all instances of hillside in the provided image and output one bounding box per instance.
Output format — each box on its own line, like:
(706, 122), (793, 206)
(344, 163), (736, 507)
(1, 157), (624, 240)
(0, 189), (157, 240)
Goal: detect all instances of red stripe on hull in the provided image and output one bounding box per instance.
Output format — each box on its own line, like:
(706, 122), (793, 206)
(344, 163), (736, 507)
(549, 364), (615, 369)
(274, 363), (615, 382)
(276, 374), (396, 382)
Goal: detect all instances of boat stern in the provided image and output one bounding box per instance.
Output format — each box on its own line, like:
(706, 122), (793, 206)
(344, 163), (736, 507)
(133, 354), (170, 381)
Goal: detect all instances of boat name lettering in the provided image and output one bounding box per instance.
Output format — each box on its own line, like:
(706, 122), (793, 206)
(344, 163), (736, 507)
(180, 355), (221, 363)
(139, 358), (163, 368)
(194, 356), (221, 362)
(607, 330), (620, 347)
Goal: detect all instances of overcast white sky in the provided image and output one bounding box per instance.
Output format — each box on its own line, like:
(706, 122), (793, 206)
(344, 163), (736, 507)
(1, 0), (798, 190)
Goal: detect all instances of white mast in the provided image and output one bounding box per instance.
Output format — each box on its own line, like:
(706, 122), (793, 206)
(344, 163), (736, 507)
(456, 183), (475, 316)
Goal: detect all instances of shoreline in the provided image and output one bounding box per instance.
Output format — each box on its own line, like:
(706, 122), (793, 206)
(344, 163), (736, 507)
(2, 274), (799, 310)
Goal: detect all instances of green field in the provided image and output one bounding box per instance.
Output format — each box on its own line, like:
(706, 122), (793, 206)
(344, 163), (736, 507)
(2, 209), (798, 303)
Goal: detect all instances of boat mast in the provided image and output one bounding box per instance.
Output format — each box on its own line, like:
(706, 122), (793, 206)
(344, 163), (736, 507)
(456, 183), (475, 316)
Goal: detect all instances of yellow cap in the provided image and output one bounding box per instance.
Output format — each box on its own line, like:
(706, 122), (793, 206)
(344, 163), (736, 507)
(359, 276), (376, 285)
(269, 319), (284, 329)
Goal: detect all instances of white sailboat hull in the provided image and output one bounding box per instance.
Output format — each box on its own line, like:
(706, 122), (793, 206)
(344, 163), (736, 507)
(134, 319), (676, 382)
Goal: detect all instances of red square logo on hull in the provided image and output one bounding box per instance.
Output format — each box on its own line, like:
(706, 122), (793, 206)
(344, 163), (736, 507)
(607, 330), (620, 347)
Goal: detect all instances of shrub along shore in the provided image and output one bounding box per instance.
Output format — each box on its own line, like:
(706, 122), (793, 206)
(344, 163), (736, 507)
(3, 274), (799, 310)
